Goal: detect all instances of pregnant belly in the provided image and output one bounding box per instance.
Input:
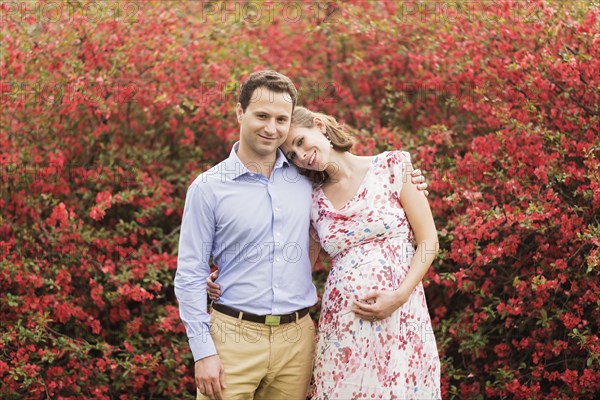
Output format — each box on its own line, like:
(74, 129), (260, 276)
(328, 246), (398, 303)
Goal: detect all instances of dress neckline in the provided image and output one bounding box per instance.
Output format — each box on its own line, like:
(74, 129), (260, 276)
(319, 153), (382, 211)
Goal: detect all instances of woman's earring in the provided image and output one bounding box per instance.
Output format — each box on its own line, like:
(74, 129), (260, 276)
(324, 133), (334, 148)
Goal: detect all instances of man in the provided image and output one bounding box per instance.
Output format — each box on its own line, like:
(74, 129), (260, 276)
(174, 70), (428, 400)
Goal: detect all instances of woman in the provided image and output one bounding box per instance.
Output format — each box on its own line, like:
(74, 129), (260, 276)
(210, 106), (441, 399)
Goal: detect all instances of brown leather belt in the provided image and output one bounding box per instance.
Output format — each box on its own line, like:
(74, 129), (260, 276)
(212, 303), (309, 326)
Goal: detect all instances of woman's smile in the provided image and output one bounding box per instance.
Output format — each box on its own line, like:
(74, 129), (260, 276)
(307, 150), (317, 167)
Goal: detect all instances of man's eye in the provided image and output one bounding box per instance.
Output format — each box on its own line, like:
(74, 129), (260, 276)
(298, 138), (303, 145)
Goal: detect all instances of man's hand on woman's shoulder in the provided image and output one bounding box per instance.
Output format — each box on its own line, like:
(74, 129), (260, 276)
(411, 168), (429, 196)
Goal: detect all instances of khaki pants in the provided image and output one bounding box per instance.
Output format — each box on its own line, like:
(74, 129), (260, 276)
(197, 309), (316, 400)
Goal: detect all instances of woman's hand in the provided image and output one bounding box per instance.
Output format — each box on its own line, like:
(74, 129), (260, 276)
(206, 270), (221, 300)
(351, 289), (409, 322)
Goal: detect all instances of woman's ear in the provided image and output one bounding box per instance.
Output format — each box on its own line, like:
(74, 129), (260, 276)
(314, 117), (326, 133)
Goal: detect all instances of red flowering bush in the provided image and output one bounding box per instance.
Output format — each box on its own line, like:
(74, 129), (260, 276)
(1, 0), (598, 398)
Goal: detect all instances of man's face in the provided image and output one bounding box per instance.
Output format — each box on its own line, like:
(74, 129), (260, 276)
(236, 87), (293, 160)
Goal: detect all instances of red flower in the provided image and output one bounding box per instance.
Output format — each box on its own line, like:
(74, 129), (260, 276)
(89, 206), (106, 221)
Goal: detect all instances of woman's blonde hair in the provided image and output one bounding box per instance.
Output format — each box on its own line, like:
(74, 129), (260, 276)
(290, 106), (356, 184)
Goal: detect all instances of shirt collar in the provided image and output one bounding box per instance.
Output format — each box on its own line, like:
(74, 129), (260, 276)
(224, 142), (290, 180)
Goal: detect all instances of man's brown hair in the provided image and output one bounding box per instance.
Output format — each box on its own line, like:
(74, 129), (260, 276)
(238, 70), (298, 112)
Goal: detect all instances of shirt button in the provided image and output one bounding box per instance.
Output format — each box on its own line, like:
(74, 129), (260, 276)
(275, 284), (279, 288)
(274, 308), (279, 313)
(275, 257), (281, 262)
(276, 232), (281, 237)
(275, 207), (280, 212)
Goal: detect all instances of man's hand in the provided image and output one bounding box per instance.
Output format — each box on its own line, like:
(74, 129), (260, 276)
(206, 270), (220, 300)
(411, 169), (429, 196)
(195, 354), (226, 400)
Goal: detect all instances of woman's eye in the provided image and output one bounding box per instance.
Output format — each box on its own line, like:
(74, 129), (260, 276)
(289, 153), (296, 160)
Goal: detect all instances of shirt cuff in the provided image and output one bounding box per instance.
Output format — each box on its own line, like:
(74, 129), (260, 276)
(189, 333), (217, 362)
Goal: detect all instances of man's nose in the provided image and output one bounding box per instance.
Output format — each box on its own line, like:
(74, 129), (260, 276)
(264, 119), (276, 134)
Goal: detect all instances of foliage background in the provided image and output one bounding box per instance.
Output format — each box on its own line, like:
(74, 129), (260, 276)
(1, 0), (599, 398)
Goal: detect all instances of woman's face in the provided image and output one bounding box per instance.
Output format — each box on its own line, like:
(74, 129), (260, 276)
(280, 123), (332, 171)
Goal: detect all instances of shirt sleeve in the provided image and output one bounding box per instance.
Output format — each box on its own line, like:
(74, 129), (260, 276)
(389, 150), (413, 201)
(174, 181), (216, 362)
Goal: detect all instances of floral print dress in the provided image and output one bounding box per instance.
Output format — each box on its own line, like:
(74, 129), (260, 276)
(310, 151), (441, 400)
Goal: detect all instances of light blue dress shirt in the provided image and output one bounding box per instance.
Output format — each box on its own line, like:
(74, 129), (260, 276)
(174, 142), (318, 361)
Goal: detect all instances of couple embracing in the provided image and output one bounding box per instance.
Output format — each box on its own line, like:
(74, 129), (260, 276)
(174, 70), (441, 400)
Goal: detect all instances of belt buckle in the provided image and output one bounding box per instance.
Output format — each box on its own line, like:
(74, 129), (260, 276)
(265, 315), (281, 326)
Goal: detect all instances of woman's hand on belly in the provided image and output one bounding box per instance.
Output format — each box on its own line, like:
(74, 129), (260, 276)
(351, 289), (408, 321)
